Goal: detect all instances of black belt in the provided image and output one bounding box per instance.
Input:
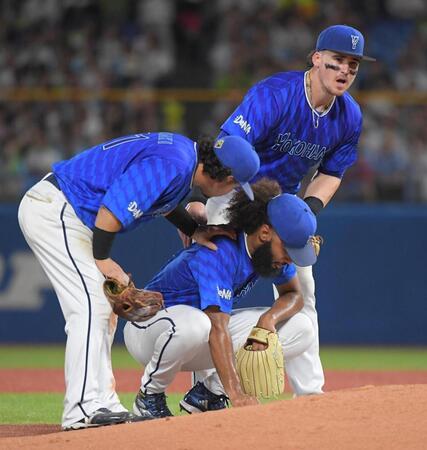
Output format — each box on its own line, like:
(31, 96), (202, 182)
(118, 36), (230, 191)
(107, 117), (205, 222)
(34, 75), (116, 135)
(45, 173), (61, 191)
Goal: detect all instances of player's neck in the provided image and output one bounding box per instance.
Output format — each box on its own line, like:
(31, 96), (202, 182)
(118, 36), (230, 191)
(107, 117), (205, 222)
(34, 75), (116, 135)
(307, 69), (335, 112)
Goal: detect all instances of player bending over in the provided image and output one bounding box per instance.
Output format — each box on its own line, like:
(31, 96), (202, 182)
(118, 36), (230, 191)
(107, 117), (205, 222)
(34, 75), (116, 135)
(18, 132), (258, 430)
(124, 178), (322, 418)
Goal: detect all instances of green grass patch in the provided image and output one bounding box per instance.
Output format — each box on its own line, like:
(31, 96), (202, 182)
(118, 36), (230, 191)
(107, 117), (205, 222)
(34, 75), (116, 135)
(0, 391), (291, 425)
(320, 347), (427, 370)
(1, 345), (426, 370)
(0, 392), (185, 424)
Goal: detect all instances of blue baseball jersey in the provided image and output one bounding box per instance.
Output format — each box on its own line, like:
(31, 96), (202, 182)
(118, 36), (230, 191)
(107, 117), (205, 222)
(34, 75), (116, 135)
(220, 71), (362, 194)
(145, 233), (296, 314)
(52, 132), (197, 231)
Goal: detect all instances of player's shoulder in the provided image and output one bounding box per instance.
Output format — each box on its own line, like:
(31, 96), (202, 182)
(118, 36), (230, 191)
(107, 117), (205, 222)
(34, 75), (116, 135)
(146, 132), (197, 169)
(195, 235), (240, 264)
(337, 91), (362, 122)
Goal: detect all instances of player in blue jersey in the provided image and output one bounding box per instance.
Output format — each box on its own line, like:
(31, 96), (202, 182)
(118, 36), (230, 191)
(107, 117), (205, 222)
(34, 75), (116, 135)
(124, 179), (322, 417)
(17, 132), (259, 430)
(185, 25), (375, 397)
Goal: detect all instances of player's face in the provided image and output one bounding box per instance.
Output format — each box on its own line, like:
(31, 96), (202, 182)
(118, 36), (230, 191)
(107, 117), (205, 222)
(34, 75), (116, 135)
(252, 230), (292, 277)
(200, 175), (237, 198)
(270, 231), (293, 268)
(317, 51), (360, 96)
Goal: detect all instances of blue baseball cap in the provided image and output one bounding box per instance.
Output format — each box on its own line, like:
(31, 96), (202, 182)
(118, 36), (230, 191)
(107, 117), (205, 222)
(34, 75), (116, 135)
(213, 135), (260, 200)
(316, 24), (376, 61)
(267, 194), (318, 267)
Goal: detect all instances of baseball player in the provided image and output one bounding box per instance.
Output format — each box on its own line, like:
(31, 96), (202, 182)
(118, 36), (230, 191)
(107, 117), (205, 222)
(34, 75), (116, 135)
(186, 24), (375, 397)
(124, 178), (320, 418)
(17, 132), (259, 430)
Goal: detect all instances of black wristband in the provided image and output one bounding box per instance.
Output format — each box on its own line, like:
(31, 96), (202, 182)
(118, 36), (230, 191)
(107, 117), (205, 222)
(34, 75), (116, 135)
(92, 227), (116, 260)
(187, 186), (207, 205)
(304, 196), (324, 216)
(166, 204), (199, 237)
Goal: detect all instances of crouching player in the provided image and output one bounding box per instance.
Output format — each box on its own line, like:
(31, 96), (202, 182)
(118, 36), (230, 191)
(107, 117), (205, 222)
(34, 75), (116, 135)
(124, 179), (321, 417)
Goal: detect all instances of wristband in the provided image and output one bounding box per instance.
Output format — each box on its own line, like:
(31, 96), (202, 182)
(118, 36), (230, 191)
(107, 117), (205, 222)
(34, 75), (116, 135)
(166, 204), (199, 237)
(304, 196), (324, 216)
(92, 227), (116, 260)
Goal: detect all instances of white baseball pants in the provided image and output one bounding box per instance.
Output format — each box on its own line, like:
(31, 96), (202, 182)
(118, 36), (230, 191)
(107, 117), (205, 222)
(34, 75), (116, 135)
(18, 177), (126, 428)
(123, 305), (314, 394)
(204, 191), (325, 395)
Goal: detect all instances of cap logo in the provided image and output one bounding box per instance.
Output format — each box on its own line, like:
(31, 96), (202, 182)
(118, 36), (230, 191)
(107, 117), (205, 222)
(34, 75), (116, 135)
(214, 139), (224, 149)
(309, 235), (324, 256)
(351, 35), (359, 50)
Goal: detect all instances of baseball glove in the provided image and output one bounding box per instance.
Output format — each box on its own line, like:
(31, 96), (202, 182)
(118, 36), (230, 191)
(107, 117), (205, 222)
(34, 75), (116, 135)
(103, 278), (164, 322)
(235, 327), (285, 399)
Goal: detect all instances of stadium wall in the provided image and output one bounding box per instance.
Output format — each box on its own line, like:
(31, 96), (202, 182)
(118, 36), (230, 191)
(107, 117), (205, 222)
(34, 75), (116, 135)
(0, 203), (426, 344)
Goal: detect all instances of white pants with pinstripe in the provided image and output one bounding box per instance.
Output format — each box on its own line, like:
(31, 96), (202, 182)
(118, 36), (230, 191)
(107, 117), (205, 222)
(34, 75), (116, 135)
(18, 177), (126, 428)
(123, 305), (314, 395)
(204, 191), (325, 396)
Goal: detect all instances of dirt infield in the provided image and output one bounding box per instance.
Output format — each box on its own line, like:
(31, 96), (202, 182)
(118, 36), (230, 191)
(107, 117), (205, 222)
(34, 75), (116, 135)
(1, 368), (427, 393)
(1, 385), (426, 449)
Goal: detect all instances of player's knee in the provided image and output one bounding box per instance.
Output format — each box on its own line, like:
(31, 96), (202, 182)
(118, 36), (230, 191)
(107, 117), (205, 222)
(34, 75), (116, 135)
(278, 313), (315, 359)
(296, 314), (315, 352)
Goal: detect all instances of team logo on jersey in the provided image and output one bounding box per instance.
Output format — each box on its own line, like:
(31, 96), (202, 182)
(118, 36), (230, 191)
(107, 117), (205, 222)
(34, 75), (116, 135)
(214, 139), (224, 149)
(233, 115), (251, 134)
(234, 278), (258, 299)
(128, 201), (143, 219)
(217, 285), (232, 300)
(272, 132), (328, 161)
(351, 35), (359, 50)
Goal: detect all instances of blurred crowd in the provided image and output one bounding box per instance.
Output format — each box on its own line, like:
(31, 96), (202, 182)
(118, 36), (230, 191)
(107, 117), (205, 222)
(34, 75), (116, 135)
(0, 0), (426, 202)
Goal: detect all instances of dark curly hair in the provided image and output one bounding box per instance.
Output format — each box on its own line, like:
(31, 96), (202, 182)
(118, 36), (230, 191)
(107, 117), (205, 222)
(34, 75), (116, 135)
(197, 136), (232, 181)
(306, 50), (315, 69)
(225, 178), (282, 234)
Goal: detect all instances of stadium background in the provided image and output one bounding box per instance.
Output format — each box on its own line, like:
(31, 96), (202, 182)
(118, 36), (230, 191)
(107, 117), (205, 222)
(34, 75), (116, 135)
(0, 0), (426, 345)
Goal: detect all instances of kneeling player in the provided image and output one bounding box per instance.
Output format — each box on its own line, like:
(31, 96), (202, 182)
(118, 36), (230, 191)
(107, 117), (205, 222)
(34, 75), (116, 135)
(124, 179), (321, 417)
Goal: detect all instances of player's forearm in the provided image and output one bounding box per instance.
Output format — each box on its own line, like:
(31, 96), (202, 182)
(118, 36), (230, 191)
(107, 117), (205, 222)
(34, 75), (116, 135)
(208, 324), (245, 401)
(256, 291), (303, 331)
(304, 172), (341, 207)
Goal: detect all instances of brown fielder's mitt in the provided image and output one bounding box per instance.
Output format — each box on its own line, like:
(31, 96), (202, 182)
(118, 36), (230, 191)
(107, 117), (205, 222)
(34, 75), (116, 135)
(103, 278), (164, 322)
(236, 326), (285, 399)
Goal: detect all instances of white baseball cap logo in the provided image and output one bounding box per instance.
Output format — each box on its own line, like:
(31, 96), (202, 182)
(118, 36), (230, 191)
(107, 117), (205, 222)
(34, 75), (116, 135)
(351, 34), (359, 50)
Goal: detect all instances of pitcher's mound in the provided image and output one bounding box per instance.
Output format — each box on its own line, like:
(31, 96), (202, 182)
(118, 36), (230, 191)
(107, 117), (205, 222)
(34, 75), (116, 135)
(1, 384), (426, 449)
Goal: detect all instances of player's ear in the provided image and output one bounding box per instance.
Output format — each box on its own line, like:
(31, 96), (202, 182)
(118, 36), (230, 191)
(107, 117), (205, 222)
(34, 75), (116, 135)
(312, 51), (322, 68)
(227, 175), (237, 186)
(258, 224), (273, 243)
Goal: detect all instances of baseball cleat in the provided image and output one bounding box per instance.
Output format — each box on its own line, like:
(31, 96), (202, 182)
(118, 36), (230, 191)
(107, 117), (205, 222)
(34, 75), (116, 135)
(63, 408), (151, 431)
(133, 390), (173, 418)
(179, 382), (229, 414)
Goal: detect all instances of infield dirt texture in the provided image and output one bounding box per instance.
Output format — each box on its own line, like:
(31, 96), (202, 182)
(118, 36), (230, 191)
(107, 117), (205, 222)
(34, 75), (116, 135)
(0, 384), (426, 449)
(1, 346), (426, 448)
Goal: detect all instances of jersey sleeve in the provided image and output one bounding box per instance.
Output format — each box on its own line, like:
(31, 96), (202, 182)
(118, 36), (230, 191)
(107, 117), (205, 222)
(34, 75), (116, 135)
(271, 263), (297, 287)
(187, 242), (238, 314)
(102, 158), (180, 228)
(318, 115), (362, 178)
(220, 83), (283, 146)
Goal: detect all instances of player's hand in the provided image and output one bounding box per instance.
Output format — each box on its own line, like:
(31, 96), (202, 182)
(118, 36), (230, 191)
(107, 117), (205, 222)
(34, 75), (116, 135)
(95, 258), (129, 285)
(229, 393), (259, 408)
(192, 224), (236, 251)
(250, 315), (276, 350)
(178, 202), (207, 248)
